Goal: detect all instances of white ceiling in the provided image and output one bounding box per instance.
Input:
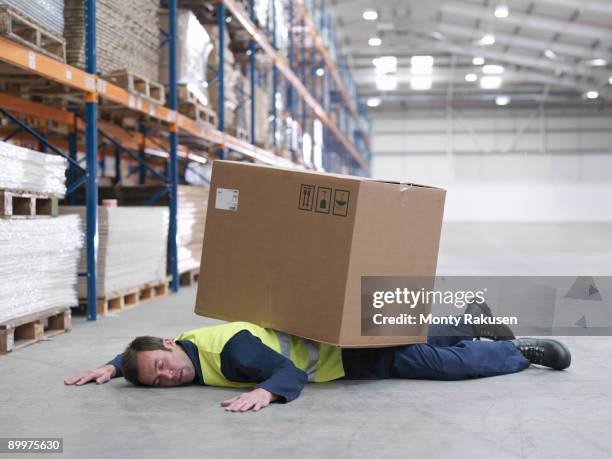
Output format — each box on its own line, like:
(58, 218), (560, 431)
(329, 0), (612, 108)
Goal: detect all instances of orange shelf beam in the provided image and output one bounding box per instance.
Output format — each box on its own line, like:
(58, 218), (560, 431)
(222, 0), (367, 169)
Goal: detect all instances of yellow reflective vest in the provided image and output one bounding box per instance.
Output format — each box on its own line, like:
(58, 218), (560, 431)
(175, 321), (345, 388)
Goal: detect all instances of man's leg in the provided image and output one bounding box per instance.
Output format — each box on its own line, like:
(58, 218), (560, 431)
(427, 322), (473, 348)
(392, 340), (530, 380)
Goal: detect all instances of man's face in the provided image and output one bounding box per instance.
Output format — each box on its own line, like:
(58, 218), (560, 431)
(136, 339), (196, 387)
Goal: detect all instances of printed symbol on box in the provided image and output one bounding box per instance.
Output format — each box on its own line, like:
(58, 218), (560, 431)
(315, 187), (332, 214)
(298, 184), (315, 211)
(332, 189), (350, 217)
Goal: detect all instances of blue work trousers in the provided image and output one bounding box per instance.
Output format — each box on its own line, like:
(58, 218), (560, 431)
(391, 321), (529, 380)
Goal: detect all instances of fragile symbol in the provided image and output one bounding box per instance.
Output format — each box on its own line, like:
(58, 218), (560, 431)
(333, 189), (350, 217)
(298, 184), (315, 211)
(315, 187), (332, 213)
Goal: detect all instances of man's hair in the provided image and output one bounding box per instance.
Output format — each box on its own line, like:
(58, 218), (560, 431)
(121, 336), (170, 386)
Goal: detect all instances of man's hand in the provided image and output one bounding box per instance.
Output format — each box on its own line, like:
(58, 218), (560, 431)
(64, 364), (117, 386)
(221, 388), (279, 412)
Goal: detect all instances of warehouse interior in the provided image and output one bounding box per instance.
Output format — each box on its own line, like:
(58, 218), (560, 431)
(0, 0), (611, 457)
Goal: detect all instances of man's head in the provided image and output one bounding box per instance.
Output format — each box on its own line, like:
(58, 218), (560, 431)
(121, 336), (196, 387)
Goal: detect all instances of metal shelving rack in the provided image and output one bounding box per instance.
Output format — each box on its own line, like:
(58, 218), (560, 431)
(0, 0), (370, 321)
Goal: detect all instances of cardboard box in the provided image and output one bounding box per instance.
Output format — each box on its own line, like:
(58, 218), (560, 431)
(195, 161), (446, 347)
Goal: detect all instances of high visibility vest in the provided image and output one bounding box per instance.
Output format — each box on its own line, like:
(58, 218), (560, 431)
(175, 322), (345, 388)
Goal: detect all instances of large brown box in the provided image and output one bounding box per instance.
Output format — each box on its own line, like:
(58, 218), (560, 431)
(195, 161), (446, 347)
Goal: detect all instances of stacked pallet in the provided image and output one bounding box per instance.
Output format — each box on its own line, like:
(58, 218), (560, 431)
(0, 0), (64, 35)
(60, 206), (169, 312)
(113, 185), (209, 279)
(0, 141), (81, 353)
(63, 0), (160, 82)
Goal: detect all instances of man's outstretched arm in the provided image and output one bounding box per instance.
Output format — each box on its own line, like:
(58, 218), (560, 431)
(219, 330), (308, 412)
(64, 354), (122, 385)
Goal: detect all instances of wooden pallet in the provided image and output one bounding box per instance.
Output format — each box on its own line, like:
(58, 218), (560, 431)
(179, 101), (217, 126)
(179, 268), (200, 287)
(103, 70), (166, 105)
(0, 306), (71, 354)
(0, 189), (58, 218)
(0, 5), (66, 62)
(80, 279), (170, 316)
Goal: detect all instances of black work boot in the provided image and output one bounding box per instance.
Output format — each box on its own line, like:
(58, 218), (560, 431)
(512, 338), (571, 370)
(464, 301), (516, 341)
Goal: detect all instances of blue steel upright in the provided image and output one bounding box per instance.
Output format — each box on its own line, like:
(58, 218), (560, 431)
(85, 0), (98, 320)
(248, 0), (256, 145)
(67, 112), (78, 205)
(168, 0), (179, 292)
(217, 0), (225, 161)
(271, 0), (278, 150)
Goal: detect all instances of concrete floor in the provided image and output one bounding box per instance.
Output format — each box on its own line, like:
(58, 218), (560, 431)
(1, 223), (611, 458)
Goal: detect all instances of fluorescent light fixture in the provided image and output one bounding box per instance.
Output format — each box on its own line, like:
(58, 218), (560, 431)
(588, 58), (607, 66)
(494, 4), (509, 18)
(363, 10), (378, 20)
(495, 95), (510, 106)
(472, 56), (485, 65)
(368, 37), (382, 47)
(479, 34), (495, 46)
(367, 97), (382, 107)
(316, 67), (325, 77)
(411, 76), (432, 90)
(410, 55), (434, 75)
(373, 56), (397, 74)
(465, 73), (477, 82)
(608, 76), (612, 85)
(376, 74), (398, 91)
(482, 64), (504, 74)
(480, 75), (502, 89)
(544, 49), (557, 59)
(586, 91), (599, 99)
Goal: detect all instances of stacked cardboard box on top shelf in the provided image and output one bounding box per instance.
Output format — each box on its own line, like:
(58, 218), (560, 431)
(0, 141), (81, 354)
(60, 205), (169, 315)
(0, 0), (63, 36)
(64, 0), (160, 83)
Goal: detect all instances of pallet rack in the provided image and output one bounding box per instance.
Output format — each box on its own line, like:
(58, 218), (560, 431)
(0, 0), (371, 321)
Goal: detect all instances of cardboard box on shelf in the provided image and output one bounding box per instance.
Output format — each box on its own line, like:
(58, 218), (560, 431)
(195, 161), (446, 347)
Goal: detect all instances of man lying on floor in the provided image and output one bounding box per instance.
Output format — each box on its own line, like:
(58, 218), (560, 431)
(65, 303), (571, 413)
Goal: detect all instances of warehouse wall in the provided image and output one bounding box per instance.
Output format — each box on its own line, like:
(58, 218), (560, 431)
(371, 106), (612, 222)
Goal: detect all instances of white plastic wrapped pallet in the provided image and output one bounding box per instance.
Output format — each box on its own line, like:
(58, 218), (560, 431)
(0, 141), (67, 197)
(159, 9), (213, 106)
(61, 207), (169, 299)
(0, 215), (82, 323)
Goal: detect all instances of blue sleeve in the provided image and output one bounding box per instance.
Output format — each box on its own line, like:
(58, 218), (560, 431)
(220, 330), (307, 403)
(107, 354), (123, 378)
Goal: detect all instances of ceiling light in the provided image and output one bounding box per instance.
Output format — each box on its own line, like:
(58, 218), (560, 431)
(366, 97), (381, 107)
(494, 4), (509, 18)
(586, 91), (599, 99)
(368, 37), (382, 47)
(410, 55), (434, 75)
(472, 56), (485, 65)
(316, 68), (325, 77)
(482, 64), (504, 74)
(363, 10), (378, 20)
(544, 49), (557, 59)
(480, 76), (502, 89)
(373, 56), (398, 74)
(608, 76), (612, 85)
(479, 34), (495, 46)
(411, 76), (432, 90)
(588, 58), (607, 67)
(376, 74), (398, 91)
(465, 73), (477, 82)
(495, 95), (510, 106)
